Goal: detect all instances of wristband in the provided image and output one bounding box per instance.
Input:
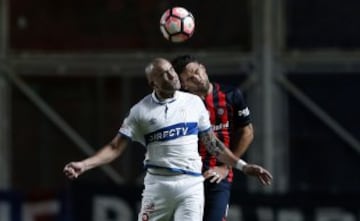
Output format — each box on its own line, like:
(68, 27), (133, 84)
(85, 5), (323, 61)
(235, 159), (247, 171)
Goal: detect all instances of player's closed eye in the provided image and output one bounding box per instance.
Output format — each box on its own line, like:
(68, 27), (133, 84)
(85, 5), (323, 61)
(185, 65), (204, 81)
(187, 64), (204, 75)
(162, 67), (177, 80)
(162, 67), (175, 76)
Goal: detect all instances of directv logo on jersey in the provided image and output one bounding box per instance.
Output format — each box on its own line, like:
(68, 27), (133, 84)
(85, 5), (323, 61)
(238, 107), (250, 117)
(145, 122), (198, 145)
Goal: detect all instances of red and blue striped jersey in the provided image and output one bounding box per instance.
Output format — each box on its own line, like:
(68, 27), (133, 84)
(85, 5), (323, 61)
(199, 83), (251, 182)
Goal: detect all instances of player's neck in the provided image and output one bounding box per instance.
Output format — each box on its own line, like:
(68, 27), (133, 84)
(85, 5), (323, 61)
(155, 90), (175, 100)
(207, 82), (213, 95)
(199, 83), (213, 99)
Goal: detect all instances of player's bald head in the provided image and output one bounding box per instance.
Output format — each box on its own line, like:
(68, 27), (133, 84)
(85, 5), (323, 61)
(145, 58), (170, 83)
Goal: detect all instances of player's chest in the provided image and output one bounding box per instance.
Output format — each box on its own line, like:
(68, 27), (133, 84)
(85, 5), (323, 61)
(205, 101), (233, 122)
(139, 104), (197, 132)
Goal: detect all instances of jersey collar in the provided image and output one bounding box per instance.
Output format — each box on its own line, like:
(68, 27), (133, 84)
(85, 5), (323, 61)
(151, 91), (178, 104)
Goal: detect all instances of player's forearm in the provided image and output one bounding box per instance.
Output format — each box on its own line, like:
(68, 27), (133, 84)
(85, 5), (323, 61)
(232, 124), (254, 157)
(216, 147), (248, 170)
(200, 131), (248, 171)
(81, 145), (119, 171)
(200, 131), (224, 156)
(82, 135), (127, 171)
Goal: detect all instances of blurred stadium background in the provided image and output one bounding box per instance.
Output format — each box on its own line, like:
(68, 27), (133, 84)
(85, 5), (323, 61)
(1, 0), (360, 220)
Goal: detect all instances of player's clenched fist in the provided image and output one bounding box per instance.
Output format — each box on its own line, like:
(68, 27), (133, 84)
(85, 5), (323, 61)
(63, 161), (86, 179)
(243, 164), (273, 186)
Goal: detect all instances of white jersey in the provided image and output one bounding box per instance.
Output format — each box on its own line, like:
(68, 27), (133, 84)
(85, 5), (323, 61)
(119, 90), (211, 175)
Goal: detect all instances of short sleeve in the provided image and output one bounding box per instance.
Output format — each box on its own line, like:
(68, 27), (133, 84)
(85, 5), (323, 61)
(194, 96), (211, 133)
(232, 88), (251, 126)
(118, 106), (144, 145)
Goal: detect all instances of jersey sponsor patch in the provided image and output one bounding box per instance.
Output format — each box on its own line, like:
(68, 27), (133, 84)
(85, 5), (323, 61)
(212, 121), (229, 131)
(238, 107), (250, 117)
(145, 122), (198, 145)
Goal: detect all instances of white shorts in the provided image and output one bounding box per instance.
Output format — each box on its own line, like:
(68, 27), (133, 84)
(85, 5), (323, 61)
(138, 173), (205, 221)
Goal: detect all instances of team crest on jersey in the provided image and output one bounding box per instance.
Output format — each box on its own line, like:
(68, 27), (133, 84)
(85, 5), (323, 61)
(149, 118), (157, 125)
(217, 108), (224, 115)
(180, 108), (187, 119)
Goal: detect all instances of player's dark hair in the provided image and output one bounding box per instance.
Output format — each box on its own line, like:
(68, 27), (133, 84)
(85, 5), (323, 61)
(171, 55), (198, 75)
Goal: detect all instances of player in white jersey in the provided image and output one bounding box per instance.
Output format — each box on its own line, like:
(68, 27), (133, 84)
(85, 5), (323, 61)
(121, 90), (210, 175)
(63, 58), (272, 221)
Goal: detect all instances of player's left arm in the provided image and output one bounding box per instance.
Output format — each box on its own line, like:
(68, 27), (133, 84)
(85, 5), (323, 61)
(199, 130), (272, 185)
(202, 125), (253, 183)
(231, 87), (254, 158)
(232, 123), (254, 157)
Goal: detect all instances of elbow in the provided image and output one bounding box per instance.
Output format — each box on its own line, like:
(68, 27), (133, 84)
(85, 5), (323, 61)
(244, 124), (254, 141)
(247, 131), (254, 143)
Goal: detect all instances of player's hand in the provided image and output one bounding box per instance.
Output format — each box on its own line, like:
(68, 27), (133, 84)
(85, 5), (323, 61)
(243, 164), (273, 185)
(203, 165), (229, 184)
(63, 161), (86, 180)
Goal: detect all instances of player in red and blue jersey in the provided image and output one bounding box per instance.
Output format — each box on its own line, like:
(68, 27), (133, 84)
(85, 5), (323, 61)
(64, 58), (271, 221)
(172, 55), (254, 221)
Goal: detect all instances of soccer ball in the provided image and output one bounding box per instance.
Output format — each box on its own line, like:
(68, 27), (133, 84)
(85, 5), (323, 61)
(160, 7), (195, 43)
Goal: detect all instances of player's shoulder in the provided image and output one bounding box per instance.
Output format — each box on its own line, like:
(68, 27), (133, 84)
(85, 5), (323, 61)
(134, 93), (150, 104)
(177, 90), (196, 99)
(215, 82), (241, 93)
(215, 82), (245, 100)
(177, 90), (203, 102)
(129, 94), (153, 111)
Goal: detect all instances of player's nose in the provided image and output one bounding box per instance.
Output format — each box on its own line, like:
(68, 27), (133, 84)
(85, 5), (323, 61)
(167, 68), (178, 80)
(192, 74), (202, 83)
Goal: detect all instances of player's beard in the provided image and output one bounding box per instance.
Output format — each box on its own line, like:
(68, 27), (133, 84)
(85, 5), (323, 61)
(159, 79), (180, 96)
(194, 80), (210, 96)
(165, 79), (180, 91)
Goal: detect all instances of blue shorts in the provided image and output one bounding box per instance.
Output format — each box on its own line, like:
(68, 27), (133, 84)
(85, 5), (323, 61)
(203, 179), (231, 221)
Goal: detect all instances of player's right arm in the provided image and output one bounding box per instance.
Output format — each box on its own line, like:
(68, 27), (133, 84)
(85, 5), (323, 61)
(199, 130), (272, 185)
(63, 133), (129, 179)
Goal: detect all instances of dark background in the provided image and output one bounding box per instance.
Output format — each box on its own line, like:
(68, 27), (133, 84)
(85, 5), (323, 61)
(2, 0), (360, 220)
